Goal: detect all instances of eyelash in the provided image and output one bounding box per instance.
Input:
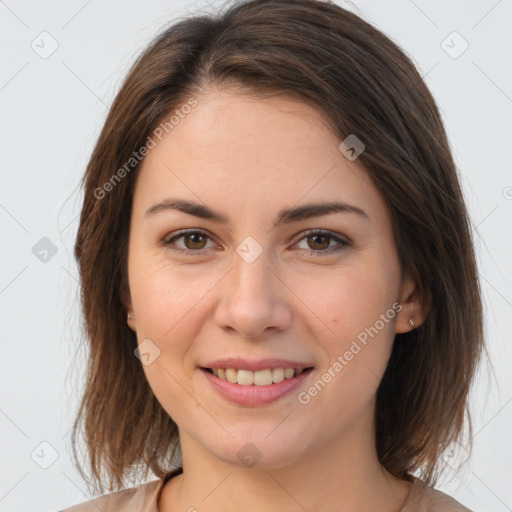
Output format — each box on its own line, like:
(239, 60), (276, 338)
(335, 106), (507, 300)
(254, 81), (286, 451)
(161, 229), (350, 256)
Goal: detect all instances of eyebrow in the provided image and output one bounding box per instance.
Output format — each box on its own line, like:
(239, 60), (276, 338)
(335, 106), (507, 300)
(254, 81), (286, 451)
(145, 198), (369, 226)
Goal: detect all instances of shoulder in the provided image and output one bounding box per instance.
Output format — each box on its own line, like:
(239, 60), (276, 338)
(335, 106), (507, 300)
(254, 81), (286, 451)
(427, 487), (473, 512)
(403, 477), (473, 512)
(58, 478), (163, 512)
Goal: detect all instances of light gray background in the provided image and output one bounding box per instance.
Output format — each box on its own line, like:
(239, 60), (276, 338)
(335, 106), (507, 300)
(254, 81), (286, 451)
(1, 1), (511, 511)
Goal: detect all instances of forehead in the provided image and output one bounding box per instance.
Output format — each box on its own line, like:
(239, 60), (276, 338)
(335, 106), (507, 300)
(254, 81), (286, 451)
(132, 89), (386, 225)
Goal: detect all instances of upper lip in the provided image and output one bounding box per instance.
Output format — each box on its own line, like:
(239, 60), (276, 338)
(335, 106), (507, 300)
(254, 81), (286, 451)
(200, 357), (314, 372)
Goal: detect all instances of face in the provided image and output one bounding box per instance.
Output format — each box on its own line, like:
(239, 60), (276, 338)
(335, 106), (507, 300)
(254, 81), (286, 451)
(125, 87), (417, 470)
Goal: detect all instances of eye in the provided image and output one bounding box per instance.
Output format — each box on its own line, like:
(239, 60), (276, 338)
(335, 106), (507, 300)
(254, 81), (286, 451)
(293, 229), (350, 255)
(162, 228), (350, 256)
(162, 229), (217, 255)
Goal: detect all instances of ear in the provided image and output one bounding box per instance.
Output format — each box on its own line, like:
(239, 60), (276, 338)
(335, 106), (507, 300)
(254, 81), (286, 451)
(121, 285), (137, 333)
(395, 273), (427, 333)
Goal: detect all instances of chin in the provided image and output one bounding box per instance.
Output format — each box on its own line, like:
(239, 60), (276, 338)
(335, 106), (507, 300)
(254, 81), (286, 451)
(206, 427), (311, 470)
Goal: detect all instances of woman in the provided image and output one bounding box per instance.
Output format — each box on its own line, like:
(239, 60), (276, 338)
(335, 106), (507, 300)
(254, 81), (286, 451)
(62, 0), (483, 510)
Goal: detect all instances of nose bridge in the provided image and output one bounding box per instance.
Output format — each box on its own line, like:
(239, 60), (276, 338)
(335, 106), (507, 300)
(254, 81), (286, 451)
(229, 241), (276, 306)
(214, 238), (292, 338)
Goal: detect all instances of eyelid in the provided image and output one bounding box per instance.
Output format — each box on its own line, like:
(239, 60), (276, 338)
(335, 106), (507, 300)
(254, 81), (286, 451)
(292, 228), (350, 255)
(293, 228), (351, 246)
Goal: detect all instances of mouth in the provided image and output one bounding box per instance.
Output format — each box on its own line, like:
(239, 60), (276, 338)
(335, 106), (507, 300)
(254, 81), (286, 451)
(200, 366), (314, 386)
(199, 364), (315, 406)
(198, 357), (315, 405)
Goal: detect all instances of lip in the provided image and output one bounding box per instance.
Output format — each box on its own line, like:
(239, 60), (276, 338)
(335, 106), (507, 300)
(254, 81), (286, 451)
(199, 366), (314, 406)
(200, 357), (313, 372)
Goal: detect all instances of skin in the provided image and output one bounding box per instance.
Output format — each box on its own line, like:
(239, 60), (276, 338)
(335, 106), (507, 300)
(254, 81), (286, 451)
(125, 87), (425, 512)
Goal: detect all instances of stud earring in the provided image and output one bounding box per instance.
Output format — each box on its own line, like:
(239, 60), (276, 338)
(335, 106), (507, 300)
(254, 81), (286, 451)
(409, 318), (415, 328)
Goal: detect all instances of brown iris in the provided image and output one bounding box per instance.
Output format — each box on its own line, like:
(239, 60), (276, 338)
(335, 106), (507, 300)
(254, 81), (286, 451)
(306, 234), (331, 251)
(183, 232), (208, 250)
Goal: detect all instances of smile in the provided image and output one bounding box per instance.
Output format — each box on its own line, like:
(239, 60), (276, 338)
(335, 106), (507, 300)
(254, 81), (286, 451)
(199, 366), (314, 406)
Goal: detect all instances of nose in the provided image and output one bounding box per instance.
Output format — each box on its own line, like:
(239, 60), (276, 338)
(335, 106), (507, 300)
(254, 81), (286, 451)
(214, 250), (293, 340)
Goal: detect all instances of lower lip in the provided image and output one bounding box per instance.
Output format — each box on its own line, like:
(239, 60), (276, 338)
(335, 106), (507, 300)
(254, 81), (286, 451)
(200, 368), (314, 406)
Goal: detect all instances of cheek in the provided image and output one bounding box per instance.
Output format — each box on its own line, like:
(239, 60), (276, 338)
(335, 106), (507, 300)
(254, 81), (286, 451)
(295, 266), (399, 421)
(295, 262), (398, 339)
(129, 262), (214, 416)
(293, 257), (400, 389)
(129, 258), (214, 342)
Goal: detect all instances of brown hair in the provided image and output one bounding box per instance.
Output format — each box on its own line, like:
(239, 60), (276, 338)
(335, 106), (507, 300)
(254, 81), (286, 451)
(72, 0), (484, 494)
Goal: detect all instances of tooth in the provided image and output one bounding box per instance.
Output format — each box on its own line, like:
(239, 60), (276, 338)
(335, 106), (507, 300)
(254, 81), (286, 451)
(214, 367), (303, 384)
(284, 368), (295, 379)
(237, 369), (254, 385)
(272, 368), (285, 383)
(254, 369), (273, 386)
(225, 368), (238, 383)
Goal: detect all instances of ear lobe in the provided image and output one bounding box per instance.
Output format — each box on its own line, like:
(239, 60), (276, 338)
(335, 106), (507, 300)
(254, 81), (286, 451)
(395, 274), (427, 334)
(121, 288), (137, 332)
(126, 313), (136, 332)
(126, 307), (137, 332)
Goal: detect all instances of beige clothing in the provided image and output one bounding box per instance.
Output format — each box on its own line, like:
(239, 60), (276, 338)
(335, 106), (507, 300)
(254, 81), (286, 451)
(59, 467), (472, 511)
